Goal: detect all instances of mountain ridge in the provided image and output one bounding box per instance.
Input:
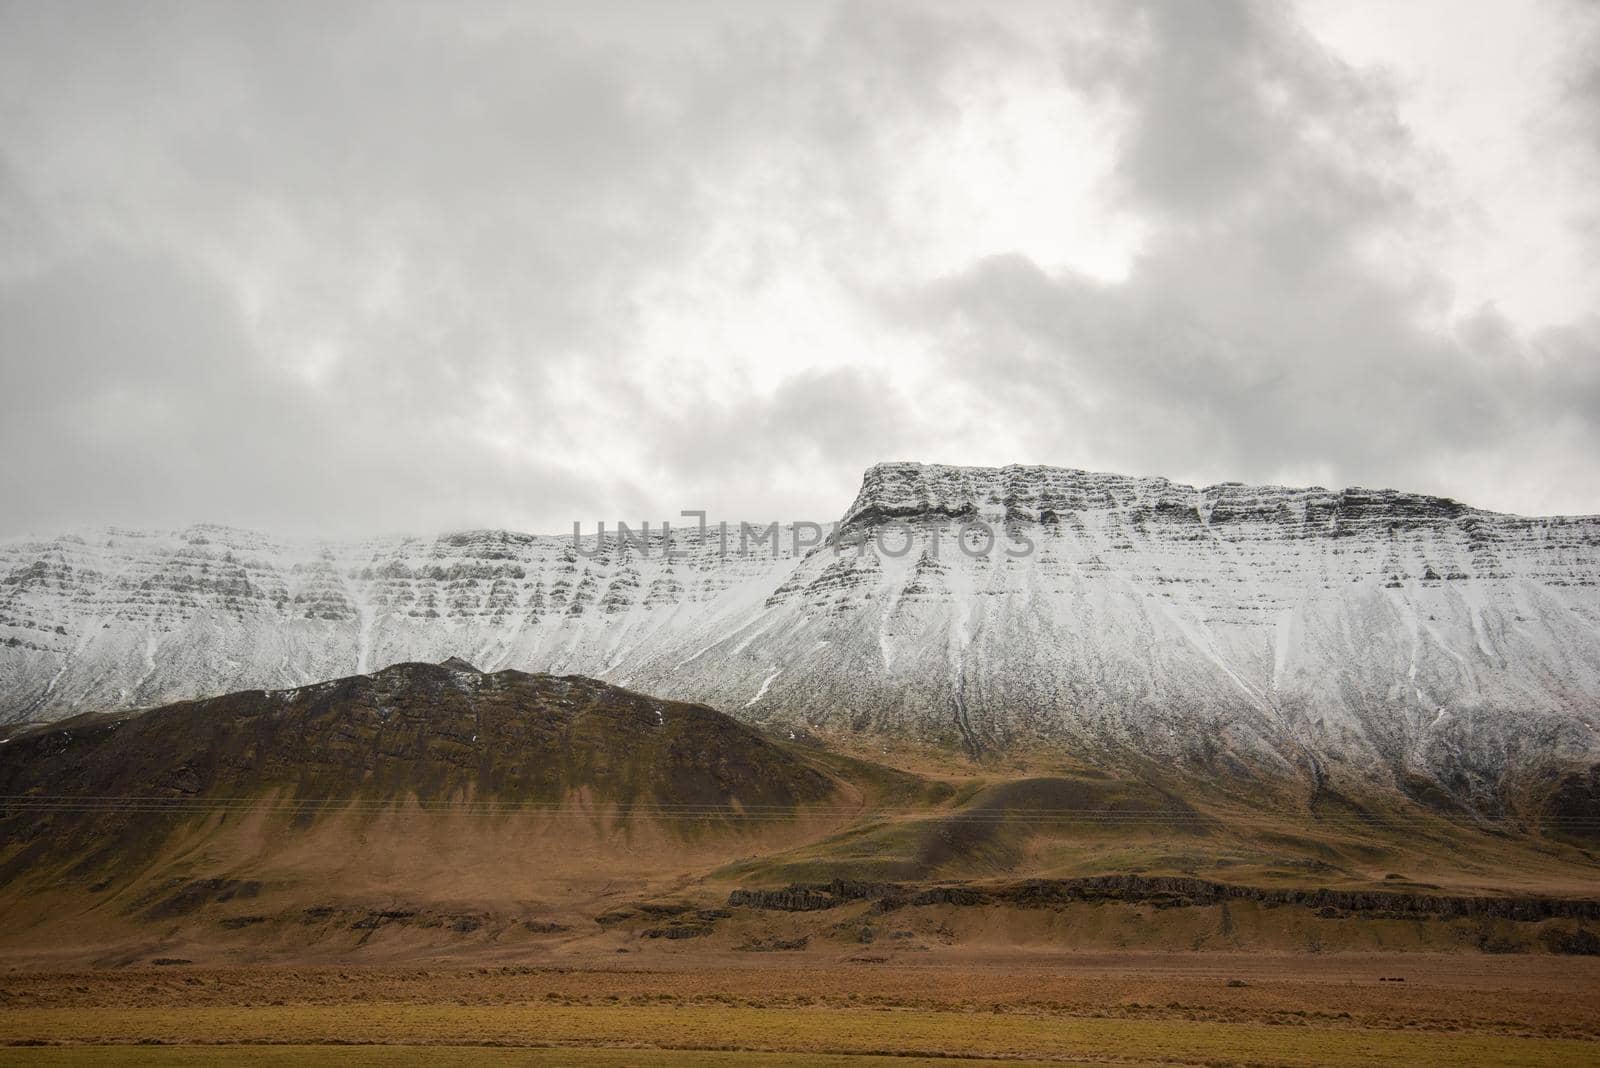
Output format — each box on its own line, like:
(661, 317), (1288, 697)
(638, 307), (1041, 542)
(843, 460), (1516, 526)
(3, 461), (1598, 816)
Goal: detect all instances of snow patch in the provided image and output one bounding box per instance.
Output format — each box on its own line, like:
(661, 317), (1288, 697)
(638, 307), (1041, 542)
(746, 668), (782, 707)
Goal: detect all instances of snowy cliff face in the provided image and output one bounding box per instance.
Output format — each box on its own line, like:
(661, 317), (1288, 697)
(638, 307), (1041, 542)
(4, 462), (1599, 807)
(0, 522), (806, 724)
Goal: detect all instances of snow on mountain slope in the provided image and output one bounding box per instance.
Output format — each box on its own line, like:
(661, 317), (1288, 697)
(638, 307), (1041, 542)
(3, 462), (1599, 807)
(0, 522), (804, 723)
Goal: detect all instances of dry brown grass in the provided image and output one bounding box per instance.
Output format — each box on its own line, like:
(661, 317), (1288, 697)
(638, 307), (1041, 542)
(3, 1051), (1085, 1067)
(2, 956), (1598, 1066)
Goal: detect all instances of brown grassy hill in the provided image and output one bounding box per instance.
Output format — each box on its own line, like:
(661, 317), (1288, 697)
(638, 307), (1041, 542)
(1, 663), (1598, 967)
(0, 661), (854, 963)
(0, 658), (831, 813)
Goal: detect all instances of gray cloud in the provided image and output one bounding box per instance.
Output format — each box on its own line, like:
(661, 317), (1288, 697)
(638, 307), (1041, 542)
(0, 0), (1597, 536)
(889, 0), (1600, 509)
(0, 243), (611, 535)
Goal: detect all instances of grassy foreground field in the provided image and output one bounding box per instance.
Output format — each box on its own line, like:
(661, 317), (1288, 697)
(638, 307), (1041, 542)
(3, 956), (1598, 1067)
(1, 1006), (1595, 1067)
(0, 1053), (1097, 1068)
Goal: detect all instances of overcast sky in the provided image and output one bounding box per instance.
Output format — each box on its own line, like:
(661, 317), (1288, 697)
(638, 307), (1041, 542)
(1, 0), (1597, 537)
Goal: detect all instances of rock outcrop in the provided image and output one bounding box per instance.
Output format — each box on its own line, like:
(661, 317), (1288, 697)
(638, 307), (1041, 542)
(729, 875), (1600, 922)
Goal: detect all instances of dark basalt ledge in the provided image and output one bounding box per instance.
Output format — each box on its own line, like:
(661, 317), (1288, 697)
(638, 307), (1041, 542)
(835, 461), (1567, 537)
(833, 501), (981, 540)
(727, 875), (1600, 922)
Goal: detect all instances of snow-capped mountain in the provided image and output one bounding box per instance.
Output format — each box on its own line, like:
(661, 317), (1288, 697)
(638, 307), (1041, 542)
(4, 462), (1599, 807)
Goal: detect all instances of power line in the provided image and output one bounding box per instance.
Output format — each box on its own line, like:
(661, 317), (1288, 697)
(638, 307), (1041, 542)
(2, 794), (1597, 826)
